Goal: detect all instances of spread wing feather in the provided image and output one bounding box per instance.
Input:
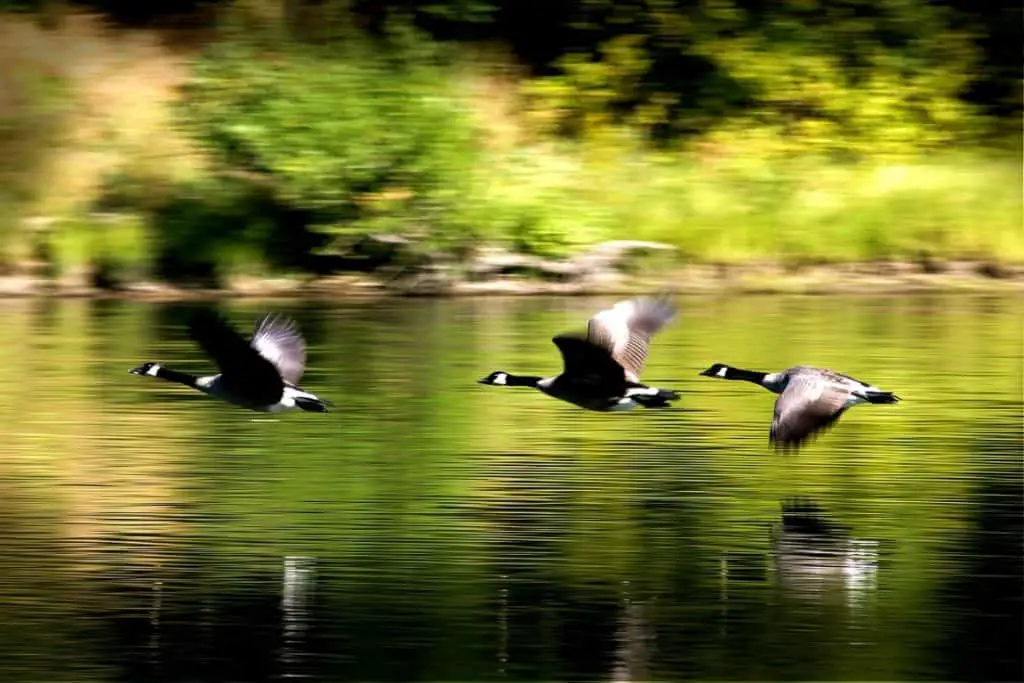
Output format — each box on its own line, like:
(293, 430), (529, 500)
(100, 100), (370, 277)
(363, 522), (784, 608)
(551, 334), (629, 393)
(250, 313), (307, 386)
(770, 373), (851, 450)
(586, 296), (676, 382)
(187, 309), (284, 406)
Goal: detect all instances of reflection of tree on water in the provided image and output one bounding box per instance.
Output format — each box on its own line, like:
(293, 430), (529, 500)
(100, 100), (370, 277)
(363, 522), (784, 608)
(477, 450), (629, 680)
(148, 573), (163, 677)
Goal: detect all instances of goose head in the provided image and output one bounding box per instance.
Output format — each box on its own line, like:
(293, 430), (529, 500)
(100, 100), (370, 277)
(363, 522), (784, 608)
(478, 371), (510, 386)
(130, 361), (162, 377)
(699, 363), (734, 379)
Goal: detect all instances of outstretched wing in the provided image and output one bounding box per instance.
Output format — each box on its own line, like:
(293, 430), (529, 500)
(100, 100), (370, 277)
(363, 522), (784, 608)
(551, 334), (628, 392)
(187, 308), (284, 406)
(250, 313), (307, 386)
(770, 373), (850, 450)
(586, 296), (676, 382)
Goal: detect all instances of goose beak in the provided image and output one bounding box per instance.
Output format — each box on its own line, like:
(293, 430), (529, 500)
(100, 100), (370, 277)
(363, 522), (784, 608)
(699, 369), (713, 376)
(129, 366), (145, 376)
(477, 377), (489, 384)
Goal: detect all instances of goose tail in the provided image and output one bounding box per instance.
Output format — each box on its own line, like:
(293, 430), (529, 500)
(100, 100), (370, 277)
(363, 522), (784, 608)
(294, 396), (331, 413)
(630, 386), (681, 409)
(862, 391), (900, 404)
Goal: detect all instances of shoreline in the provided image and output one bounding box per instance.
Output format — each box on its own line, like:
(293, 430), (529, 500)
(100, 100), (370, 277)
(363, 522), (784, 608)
(0, 260), (1021, 300)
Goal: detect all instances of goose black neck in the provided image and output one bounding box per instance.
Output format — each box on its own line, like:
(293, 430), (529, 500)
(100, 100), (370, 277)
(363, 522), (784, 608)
(157, 367), (199, 388)
(507, 374), (542, 387)
(728, 368), (768, 384)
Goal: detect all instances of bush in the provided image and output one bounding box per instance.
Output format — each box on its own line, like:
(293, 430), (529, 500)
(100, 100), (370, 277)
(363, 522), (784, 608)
(0, 51), (69, 267)
(180, 31), (484, 255)
(519, 0), (987, 157)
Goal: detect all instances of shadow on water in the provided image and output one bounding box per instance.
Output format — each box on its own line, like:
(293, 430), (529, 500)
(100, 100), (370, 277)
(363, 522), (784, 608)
(933, 423), (1024, 682)
(0, 294), (1020, 681)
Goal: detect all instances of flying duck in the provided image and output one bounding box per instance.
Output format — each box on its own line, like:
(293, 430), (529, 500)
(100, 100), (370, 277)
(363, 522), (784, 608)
(478, 296), (681, 411)
(130, 309), (333, 413)
(699, 363), (900, 450)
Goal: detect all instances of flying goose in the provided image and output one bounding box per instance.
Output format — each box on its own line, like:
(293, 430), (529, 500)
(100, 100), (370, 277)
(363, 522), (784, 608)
(699, 363), (899, 449)
(478, 296), (681, 411)
(130, 309), (333, 413)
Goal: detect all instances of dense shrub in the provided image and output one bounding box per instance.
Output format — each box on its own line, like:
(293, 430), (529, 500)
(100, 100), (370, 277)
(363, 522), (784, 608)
(180, 33), (484, 254)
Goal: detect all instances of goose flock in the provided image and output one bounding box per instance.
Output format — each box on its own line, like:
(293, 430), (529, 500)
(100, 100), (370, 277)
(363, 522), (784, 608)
(130, 295), (900, 450)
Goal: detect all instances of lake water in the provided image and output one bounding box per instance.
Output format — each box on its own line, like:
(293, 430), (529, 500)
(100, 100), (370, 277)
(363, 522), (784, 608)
(0, 294), (1020, 682)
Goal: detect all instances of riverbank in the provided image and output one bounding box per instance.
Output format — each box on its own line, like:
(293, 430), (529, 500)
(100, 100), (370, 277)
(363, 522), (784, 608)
(3, 12), (1021, 294)
(0, 259), (1019, 299)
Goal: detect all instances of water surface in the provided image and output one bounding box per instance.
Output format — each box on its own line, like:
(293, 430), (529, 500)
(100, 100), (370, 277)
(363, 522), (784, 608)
(0, 295), (1020, 682)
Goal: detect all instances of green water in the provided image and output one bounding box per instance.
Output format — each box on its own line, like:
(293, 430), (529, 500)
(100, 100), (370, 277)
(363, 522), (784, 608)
(0, 295), (1020, 682)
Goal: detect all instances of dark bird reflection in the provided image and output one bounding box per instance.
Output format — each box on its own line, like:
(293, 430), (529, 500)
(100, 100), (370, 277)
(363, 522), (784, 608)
(772, 498), (880, 610)
(280, 556), (317, 681)
(609, 581), (654, 683)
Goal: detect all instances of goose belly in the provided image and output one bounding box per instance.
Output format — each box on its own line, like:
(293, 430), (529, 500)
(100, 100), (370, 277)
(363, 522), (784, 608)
(200, 376), (299, 413)
(539, 385), (631, 412)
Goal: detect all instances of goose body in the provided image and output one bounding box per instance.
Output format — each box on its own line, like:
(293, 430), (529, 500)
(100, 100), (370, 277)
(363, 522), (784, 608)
(478, 296), (681, 412)
(130, 310), (333, 413)
(699, 363), (899, 449)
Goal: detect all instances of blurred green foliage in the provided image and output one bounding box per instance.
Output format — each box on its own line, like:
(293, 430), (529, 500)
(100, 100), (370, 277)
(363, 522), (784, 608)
(2, 0), (1021, 283)
(180, 31), (483, 254)
(519, 0), (992, 154)
(0, 60), (69, 269)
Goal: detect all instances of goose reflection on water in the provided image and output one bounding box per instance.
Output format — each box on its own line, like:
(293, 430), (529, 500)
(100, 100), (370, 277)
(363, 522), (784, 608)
(717, 499), (882, 622)
(280, 555), (317, 680)
(610, 580), (654, 683)
(771, 498), (880, 610)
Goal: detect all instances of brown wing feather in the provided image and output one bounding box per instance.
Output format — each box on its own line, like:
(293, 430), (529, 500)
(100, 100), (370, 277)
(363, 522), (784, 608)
(586, 296), (676, 382)
(770, 374), (850, 450)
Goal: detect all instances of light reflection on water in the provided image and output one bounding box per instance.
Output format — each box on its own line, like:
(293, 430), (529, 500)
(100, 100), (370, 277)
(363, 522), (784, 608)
(0, 294), (1020, 682)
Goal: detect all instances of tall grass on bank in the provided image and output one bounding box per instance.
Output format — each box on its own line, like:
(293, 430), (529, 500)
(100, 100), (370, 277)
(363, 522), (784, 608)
(0, 12), (198, 280)
(475, 143), (1024, 263)
(176, 32), (1022, 272)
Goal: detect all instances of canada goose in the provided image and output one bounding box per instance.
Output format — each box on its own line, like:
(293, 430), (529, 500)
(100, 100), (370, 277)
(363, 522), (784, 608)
(130, 309), (333, 413)
(478, 296), (681, 411)
(699, 363), (899, 449)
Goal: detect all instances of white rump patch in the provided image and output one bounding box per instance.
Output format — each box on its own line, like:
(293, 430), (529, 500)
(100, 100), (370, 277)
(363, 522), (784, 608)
(268, 396), (297, 413)
(267, 385), (322, 412)
(609, 398), (640, 411)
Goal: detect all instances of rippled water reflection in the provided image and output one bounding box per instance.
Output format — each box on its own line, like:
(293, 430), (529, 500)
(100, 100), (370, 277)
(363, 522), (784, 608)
(0, 295), (1020, 682)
